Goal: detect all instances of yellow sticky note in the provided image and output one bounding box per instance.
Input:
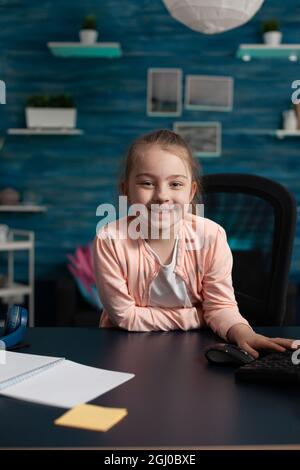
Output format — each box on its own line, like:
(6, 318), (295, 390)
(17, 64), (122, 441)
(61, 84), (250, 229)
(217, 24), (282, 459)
(54, 404), (128, 432)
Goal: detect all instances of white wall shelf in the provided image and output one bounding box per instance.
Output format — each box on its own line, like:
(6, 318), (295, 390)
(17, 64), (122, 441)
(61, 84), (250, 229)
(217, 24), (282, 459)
(275, 130), (300, 139)
(47, 42), (122, 58)
(0, 229), (35, 326)
(224, 128), (300, 139)
(0, 205), (47, 213)
(237, 44), (300, 61)
(7, 128), (83, 135)
(224, 129), (275, 136)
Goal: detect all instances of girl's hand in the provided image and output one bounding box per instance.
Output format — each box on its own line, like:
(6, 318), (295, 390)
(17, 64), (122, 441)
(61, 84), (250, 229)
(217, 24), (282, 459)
(227, 323), (297, 359)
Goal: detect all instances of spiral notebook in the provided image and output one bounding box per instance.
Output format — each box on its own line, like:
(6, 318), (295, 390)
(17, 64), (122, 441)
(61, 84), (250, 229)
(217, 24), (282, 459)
(0, 351), (134, 408)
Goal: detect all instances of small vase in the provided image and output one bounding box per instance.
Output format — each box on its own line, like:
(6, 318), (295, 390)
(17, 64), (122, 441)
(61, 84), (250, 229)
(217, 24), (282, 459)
(79, 29), (98, 44)
(263, 31), (282, 45)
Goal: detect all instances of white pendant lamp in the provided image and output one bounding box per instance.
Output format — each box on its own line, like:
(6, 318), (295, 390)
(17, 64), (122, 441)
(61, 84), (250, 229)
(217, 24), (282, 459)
(162, 0), (265, 34)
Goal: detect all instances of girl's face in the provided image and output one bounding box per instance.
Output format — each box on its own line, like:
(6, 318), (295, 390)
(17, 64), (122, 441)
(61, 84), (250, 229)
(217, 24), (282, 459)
(122, 144), (197, 235)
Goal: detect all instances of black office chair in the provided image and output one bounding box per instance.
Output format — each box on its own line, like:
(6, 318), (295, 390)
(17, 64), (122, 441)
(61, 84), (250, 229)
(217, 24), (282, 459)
(200, 173), (297, 326)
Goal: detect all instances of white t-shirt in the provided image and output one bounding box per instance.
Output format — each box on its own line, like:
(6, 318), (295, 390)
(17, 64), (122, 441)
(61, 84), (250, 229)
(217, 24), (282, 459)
(146, 236), (194, 308)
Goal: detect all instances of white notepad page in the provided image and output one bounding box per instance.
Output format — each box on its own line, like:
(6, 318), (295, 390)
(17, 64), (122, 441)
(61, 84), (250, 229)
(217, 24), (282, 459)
(0, 352), (134, 408)
(0, 351), (64, 390)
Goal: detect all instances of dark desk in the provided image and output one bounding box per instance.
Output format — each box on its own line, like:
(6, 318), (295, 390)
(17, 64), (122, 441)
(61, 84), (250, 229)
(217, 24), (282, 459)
(1, 327), (300, 449)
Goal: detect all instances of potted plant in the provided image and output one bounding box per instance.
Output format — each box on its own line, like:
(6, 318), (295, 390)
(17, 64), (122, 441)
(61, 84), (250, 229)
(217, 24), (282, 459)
(262, 19), (282, 45)
(25, 94), (76, 129)
(79, 14), (98, 44)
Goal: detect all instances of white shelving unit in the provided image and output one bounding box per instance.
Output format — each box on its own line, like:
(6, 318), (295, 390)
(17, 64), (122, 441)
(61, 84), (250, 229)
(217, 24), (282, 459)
(0, 229), (35, 326)
(7, 128), (83, 135)
(0, 205), (47, 213)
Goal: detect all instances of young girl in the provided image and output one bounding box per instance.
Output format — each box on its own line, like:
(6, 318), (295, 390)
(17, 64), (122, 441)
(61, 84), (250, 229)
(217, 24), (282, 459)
(93, 129), (295, 358)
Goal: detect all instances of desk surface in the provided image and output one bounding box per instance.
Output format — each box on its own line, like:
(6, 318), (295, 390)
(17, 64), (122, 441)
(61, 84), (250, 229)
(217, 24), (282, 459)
(1, 326), (300, 449)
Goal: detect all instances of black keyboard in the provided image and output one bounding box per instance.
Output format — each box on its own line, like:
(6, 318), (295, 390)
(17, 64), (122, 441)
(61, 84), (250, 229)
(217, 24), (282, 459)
(235, 350), (300, 384)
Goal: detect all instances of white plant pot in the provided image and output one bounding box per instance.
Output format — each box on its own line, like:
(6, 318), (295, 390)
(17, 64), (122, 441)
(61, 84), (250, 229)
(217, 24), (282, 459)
(282, 110), (298, 131)
(25, 107), (77, 129)
(79, 29), (98, 44)
(263, 31), (282, 45)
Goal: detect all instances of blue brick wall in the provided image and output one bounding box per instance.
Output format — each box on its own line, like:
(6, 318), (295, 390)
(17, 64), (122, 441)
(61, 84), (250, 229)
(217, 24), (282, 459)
(0, 0), (300, 281)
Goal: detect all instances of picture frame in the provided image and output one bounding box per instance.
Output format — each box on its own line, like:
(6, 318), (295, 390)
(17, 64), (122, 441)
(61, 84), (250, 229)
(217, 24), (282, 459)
(0, 80), (6, 104)
(185, 75), (233, 112)
(173, 122), (221, 158)
(147, 68), (182, 116)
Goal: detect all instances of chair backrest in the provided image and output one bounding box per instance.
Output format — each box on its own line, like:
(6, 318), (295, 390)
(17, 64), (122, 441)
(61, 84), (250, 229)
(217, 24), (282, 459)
(200, 173), (296, 326)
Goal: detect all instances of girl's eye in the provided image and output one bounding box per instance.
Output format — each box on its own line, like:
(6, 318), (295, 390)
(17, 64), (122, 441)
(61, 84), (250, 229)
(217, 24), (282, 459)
(138, 181), (184, 187)
(139, 181), (154, 186)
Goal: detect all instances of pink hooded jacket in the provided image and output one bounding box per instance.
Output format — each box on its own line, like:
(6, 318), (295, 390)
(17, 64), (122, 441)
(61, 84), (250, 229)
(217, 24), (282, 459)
(92, 213), (251, 339)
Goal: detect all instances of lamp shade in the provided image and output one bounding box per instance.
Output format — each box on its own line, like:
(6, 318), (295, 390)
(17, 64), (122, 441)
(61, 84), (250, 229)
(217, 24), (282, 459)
(162, 0), (264, 34)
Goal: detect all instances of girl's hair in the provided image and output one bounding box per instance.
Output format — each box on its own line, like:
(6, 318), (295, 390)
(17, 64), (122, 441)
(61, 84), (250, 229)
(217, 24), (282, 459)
(119, 129), (202, 211)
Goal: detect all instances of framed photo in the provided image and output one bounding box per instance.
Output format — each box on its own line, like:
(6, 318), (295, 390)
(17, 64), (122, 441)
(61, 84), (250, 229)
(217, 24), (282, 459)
(147, 68), (182, 116)
(0, 79), (5, 104)
(173, 122), (221, 158)
(185, 75), (233, 111)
